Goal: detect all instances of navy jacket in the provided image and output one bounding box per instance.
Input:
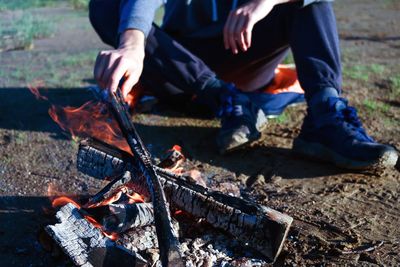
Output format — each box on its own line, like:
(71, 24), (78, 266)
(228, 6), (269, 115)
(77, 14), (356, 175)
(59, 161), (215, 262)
(119, 0), (333, 38)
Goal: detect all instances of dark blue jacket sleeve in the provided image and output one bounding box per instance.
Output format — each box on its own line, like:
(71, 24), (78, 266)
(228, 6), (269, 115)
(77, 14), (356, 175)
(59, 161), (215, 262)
(119, 0), (163, 37)
(303, 0), (334, 7)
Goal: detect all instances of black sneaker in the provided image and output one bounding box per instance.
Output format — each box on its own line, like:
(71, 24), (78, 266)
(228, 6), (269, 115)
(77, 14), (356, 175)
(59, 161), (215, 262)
(216, 86), (267, 154)
(293, 97), (398, 171)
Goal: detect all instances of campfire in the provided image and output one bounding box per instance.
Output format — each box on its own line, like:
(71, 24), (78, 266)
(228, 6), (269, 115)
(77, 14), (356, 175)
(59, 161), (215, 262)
(33, 86), (293, 266)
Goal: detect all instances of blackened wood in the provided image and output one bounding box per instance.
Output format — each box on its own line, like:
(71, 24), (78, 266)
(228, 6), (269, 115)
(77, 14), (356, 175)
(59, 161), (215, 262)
(85, 171), (133, 207)
(45, 203), (147, 267)
(108, 89), (183, 267)
(77, 139), (293, 262)
(101, 203), (154, 233)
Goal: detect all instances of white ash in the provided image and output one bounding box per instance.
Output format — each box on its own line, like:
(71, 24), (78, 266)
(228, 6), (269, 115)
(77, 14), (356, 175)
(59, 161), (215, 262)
(117, 224), (269, 267)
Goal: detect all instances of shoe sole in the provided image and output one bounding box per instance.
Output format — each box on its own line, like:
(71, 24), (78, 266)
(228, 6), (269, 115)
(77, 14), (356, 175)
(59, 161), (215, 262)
(292, 138), (398, 172)
(219, 110), (268, 155)
(265, 102), (305, 119)
(219, 131), (262, 155)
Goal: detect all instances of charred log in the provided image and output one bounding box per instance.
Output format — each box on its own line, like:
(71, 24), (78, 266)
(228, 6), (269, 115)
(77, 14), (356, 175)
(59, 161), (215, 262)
(118, 225), (158, 252)
(77, 139), (293, 262)
(45, 203), (147, 267)
(85, 203), (154, 233)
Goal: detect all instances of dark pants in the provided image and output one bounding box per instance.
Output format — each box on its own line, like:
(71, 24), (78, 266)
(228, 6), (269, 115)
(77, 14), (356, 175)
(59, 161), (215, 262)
(89, 0), (342, 105)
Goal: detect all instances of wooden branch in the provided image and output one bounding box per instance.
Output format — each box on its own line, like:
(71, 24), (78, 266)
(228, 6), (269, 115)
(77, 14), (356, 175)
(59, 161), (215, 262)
(45, 203), (147, 267)
(108, 89), (183, 267)
(77, 139), (293, 262)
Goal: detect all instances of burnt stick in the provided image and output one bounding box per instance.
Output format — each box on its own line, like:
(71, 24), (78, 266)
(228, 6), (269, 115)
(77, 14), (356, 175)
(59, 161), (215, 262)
(107, 89), (184, 267)
(85, 171), (132, 208)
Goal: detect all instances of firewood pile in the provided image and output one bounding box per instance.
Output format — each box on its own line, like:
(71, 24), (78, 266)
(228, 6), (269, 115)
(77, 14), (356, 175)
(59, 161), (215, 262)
(45, 89), (293, 267)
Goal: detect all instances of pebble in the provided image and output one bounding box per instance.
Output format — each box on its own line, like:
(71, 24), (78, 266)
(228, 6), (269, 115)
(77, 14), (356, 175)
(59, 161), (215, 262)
(16, 247), (28, 254)
(270, 175), (282, 183)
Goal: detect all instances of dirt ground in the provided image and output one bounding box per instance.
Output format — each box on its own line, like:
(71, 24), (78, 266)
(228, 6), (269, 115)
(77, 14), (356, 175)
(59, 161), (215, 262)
(0, 1), (399, 266)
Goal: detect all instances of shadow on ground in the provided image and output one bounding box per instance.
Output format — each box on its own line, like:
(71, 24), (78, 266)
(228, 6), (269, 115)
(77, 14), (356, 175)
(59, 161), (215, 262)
(0, 87), (94, 136)
(0, 196), (77, 267)
(133, 122), (348, 179)
(0, 86), (347, 179)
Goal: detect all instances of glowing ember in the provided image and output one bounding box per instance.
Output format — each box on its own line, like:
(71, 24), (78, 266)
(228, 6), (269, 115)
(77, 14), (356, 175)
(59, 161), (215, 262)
(174, 210), (184, 216)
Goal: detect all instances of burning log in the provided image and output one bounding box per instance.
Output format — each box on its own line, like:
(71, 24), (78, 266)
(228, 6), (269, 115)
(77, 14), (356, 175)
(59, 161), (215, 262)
(77, 139), (293, 262)
(45, 203), (147, 267)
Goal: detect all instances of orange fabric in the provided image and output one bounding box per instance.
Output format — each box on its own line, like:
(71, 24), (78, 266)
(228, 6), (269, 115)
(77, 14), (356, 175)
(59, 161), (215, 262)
(128, 64), (304, 109)
(262, 64), (304, 95)
(126, 83), (144, 108)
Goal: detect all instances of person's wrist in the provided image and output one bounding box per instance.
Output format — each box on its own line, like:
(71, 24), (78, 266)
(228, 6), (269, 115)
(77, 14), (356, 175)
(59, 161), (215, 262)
(272, 0), (298, 5)
(118, 29), (145, 51)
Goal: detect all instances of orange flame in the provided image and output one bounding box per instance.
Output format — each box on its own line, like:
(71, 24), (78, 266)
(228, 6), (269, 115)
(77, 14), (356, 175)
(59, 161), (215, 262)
(52, 196), (80, 208)
(126, 191), (145, 204)
(27, 84), (139, 154)
(28, 84), (48, 101)
(48, 101), (132, 154)
(85, 215), (119, 241)
(86, 185), (144, 209)
(47, 183), (145, 241)
(50, 195), (119, 241)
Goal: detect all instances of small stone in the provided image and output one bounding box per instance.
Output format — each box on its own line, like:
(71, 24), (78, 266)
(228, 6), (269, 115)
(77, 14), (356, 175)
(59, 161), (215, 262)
(245, 174), (265, 187)
(270, 175), (282, 183)
(237, 174), (249, 185)
(16, 247), (28, 254)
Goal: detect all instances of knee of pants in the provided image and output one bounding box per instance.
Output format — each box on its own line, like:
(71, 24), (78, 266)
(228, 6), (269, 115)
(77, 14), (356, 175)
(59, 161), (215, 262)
(89, 0), (121, 48)
(301, 1), (335, 16)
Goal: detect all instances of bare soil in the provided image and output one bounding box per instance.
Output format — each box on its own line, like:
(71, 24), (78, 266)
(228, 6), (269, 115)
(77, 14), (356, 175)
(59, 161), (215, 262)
(0, 1), (399, 266)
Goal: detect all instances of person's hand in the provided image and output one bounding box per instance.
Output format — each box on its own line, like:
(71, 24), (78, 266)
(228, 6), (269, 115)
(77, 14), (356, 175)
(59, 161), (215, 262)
(223, 0), (285, 54)
(94, 29), (145, 98)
